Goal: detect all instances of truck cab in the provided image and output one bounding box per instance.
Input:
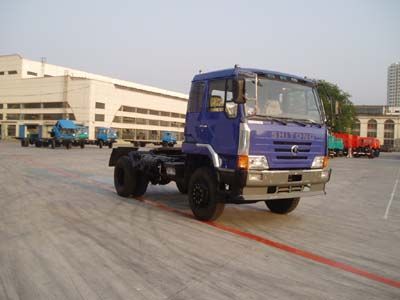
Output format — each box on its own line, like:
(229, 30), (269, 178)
(110, 67), (331, 221)
(161, 131), (177, 147)
(97, 127), (118, 148)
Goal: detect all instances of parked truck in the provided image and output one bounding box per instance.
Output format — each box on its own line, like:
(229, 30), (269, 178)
(334, 132), (380, 158)
(96, 127), (118, 148)
(19, 119), (84, 149)
(328, 135), (344, 157)
(161, 131), (177, 147)
(109, 67), (331, 221)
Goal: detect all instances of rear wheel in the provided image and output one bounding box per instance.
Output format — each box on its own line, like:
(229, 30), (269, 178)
(51, 140), (56, 149)
(265, 198), (300, 214)
(80, 141), (85, 149)
(108, 142), (113, 149)
(188, 167), (225, 221)
(99, 140), (104, 149)
(114, 156), (135, 197)
(131, 171), (149, 197)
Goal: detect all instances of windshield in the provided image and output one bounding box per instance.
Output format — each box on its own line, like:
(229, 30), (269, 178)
(61, 128), (76, 135)
(245, 77), (323, 123)
(108, 128), (117, 136)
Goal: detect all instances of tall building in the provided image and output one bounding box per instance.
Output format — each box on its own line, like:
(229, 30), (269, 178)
(387, 62), (400, 106)
(0, 54), (188, 141)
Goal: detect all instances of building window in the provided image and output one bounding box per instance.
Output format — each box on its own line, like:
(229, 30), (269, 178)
(42, 113), (64, 120)
(352, 119), (360, 136)
(367, 119), (377, 137)
(6, 114), (20, 120)
(171, 122), (180, 127)
(136, 118), (147, 125)
(137, 108), (148, 114)
(171, 112), (180, 118)
(149, 130), (159, 140)
(7, 125), (16, 137)
(95, 102), (105, 109)
(68, 114), (76, 121)
(7, 103), (20, 109)
(23, 114), (41, 120)
(8, 70), (18, 75)
(188, 81), (205, 113)
(0, 71), (4, 75)
(43, 102), (65, 108)
(0, 104), (3, 109)
(113, 116), (122, 123)
(160, 120), (170, 127)
(95, 114), (105, 122)
(122, 105), (136, 113)
(384, 119), (395, 147)
(0, 114), (2, 120)
(122, 128), (135, 139)
(149, 119), (159, 126)
(27, 71), (37, 76)
(180, 114), (186, 119)
(23, 103), (41, 109)
(149, 110), (159, 116)
(122, 117), (135, 124)
(44, 74), (52, 77)
(136, 129), (147, 140)
(160, 111), (170, 117)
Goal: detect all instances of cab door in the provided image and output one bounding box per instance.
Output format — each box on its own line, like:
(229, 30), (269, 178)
(199, 79), (241, 167)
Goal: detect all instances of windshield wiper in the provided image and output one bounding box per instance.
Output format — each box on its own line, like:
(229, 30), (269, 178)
(248, 114), (287, 125)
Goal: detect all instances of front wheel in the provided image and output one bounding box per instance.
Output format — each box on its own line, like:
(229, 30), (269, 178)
(265, 198), (300, 214)
(188, 167), (225, 221)
(98, 140), (104, 149)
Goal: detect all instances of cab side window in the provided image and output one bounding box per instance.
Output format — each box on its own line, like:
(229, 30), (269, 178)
(188, 82), (205, 113)
(208, 79), (237, 118)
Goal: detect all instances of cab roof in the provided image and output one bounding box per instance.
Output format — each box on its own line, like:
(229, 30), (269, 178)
(192, 67), (314, 85)
(57, 119), (76, 129)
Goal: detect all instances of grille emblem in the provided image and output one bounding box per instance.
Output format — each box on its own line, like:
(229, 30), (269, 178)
(291, 145), (299, 155)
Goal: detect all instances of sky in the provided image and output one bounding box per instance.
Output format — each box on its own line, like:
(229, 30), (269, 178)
(0, 0), (399, 104)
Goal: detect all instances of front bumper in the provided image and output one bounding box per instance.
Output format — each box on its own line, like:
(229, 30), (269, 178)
(219, 168), (331, 202)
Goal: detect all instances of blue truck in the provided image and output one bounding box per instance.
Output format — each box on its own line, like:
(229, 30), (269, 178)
(19, 119), (85, 149)
(161, 131), (177, 147)
(96, 127), (118, 148)
(109, 67), (331, 221)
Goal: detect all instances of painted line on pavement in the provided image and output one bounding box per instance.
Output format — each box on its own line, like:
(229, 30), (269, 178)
(384, 168), (400, 220)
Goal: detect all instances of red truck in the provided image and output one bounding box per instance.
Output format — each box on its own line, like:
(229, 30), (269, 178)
(333, 133), (380, 158)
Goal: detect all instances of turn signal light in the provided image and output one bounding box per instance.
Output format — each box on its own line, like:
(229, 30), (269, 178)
(237, 155), (249, 169)
(323, 156), (329, 168)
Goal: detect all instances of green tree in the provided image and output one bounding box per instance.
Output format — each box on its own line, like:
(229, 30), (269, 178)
(317, 80), (356, 133)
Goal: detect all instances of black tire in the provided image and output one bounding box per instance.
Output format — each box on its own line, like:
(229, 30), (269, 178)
(21, 139), (28, 147)
(188, 167), (225, 221)
(35, 141), (42, 148)
(114, 156), (136, 197)
(65, 142), (72, 150)
(51, 140), (56, 149)
(108, 142), (113, 149)
(99, 140), (103, 149)
(131, 171), (149, 197)
(139, 142), (146, 147)
(176, 180), (188, 194)
(80, 142), (85, 149)
(265, 198), (300, 214)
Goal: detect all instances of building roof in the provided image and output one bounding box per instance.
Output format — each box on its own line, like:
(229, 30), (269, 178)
(0, 54), (188, 101)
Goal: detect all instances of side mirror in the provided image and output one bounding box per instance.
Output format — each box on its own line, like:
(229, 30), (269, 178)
(233, 79), (245, 104)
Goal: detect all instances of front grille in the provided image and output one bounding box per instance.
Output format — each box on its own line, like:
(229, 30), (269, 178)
(273, 141), (312, 146)
(276, 156), (307, 160)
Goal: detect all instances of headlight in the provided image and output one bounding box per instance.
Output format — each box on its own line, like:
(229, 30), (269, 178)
(248, 155), (269, 170)
(311, 156), (329, 169)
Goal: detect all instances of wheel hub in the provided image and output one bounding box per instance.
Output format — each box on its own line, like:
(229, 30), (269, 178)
(192, 183), (208, 207)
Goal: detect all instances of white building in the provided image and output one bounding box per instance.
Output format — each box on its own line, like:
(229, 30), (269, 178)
(0, 54), (188, 141)
(387, 62), (400, 106)
(354, 105), (400, 150)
